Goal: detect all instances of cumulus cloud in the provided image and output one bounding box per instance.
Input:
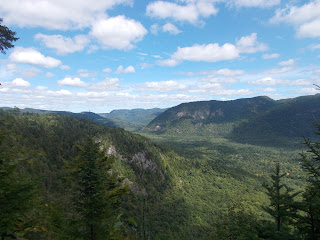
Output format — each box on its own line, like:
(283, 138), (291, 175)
(162, 23), (182, 35)
(115, 65), (135, 74)
(158, 33), (266, 66)
(146, 0), (218, 24)
(58, 77), (87, 87)
(35, 34), (90, 54)
(0, 0), (133, 30)
(270, 0), (320, 38)
(12, 78), (31, 87)
(262, 53), (280, 59)
(160, 43), (239, 66)
(141, 80), (188, 92)
(10, 47), (62, 68)
(90, 15), (147, 50)
(236, 33), (268, 53)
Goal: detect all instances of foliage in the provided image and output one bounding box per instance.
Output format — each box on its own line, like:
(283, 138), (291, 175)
(0, 18), (18, 54)
(259, 163), (300, 239)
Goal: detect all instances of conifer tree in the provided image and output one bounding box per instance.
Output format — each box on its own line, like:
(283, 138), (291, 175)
(69, 137), (128, 240)
(297, 123), (320, 240)
(0, 18), (18, 54)
(259, 163), (299, 239)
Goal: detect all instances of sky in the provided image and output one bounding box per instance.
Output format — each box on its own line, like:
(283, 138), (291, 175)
(0, 0), (320, 113)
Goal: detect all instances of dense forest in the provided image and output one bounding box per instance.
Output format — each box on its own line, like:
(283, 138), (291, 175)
(1, 107), (320, 239)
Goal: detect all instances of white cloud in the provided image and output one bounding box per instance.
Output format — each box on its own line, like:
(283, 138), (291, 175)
(6, 64), (16, 71)
(290, 79), (311, 86)
(58, 77), (87, 87)
(296, 88), (319, 95)
(158, 33), (266, 66)
(309, 44), (320, 50)
(103, 68), (112, 73)
(115, 65), (135, 74)
(270, 1), (320, 38)
(249, 77), (287, 85)
(48, 89), (72, 96)
(35, 34), (90, 54)
(162, 23), (182, 35)
(236, 33), (268, 53)
(12, 78), (31, 87)
(199, 76), (238, 83)
(21, 67), (42, 79)
(230, 0), (280, 8)
(10, 47), (62, 68)
(262, 53), (280, 59)
(157, 58), (182, 67)
(88, 78), (120, 91)
(90, 15), (147, 50)
(261, 87), (277, 92)
(146, 0), (218, 24)
(60, 65), (71, 70)
(46, 72), (55, 78)
(181, 68), (244, 77)
(0, 0), (133, 30)
(77, 69), (97, 78)
(142, 80), (188, 92)
(172, 43), (239, 63)
(279, 59), (295, 66)
(264, 67), (293, 74)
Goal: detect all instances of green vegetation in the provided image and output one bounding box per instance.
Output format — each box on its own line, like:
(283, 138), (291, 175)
(100, 108), (166, 131)
(1, 93), (320, 239)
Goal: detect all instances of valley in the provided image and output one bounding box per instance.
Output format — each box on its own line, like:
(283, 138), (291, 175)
(1, 94), (319, 239)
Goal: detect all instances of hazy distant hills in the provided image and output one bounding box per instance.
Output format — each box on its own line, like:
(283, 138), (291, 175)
(144, 94), (320, 145)
(99, 108), (166, 129)
(0, 107), (166, 131)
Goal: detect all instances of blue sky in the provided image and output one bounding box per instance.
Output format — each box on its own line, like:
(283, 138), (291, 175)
(0, 0), (320, 113)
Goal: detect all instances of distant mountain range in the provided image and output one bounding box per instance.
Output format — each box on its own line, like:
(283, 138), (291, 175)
(0, 107), (166, 131)
(99, 108), (166, 130)
(143, 94), (320, 145)
(3, 94), (320, 145)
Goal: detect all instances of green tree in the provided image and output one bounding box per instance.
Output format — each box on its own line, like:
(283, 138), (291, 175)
(0, 19), (18, 54)
(69, 137), (128, 240)
(0, 112), (39, 239)
(259, 163), (299, 239)
(297, 124), (320, 240)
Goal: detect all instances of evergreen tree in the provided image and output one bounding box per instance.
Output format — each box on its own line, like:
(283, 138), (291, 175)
(69, 137), (128, 240)
(0, 18), (18, 54)
(259, 163), (299, 239)
(297, 123), (320, 240)
(0, 112), (38, 239)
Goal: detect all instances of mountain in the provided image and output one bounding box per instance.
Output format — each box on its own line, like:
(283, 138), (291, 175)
(0, 105), (310, 239)
(143, 94), (320, 145)
(100, 108), (166, 130)
(0, 107), (130, 128)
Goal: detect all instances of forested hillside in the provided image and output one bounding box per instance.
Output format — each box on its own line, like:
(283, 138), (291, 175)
(1, 105), (320, 239)
(100, 108), (166, 130)
(144, 94), (320, 146)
